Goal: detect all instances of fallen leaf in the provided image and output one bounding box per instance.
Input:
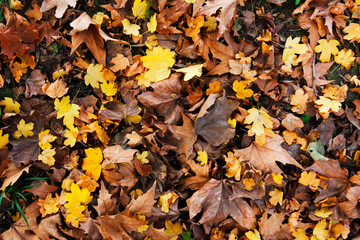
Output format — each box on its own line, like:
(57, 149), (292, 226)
(234, 134), (303, 174)
(40, 0), (77, 18)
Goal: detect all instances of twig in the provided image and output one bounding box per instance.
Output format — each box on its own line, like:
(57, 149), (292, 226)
(312, 55), (318, 96)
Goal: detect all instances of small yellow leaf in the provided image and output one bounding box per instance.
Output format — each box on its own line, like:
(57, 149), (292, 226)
(65, 204), (87, 227)
(292, 229), (309, 240)
(38, 130), (57, 150)
(0, 130), (9, 149)
(157, 192), (179, 213)
(282, 36), (309, 65)
(315, 96), (341, 115)
(314, 208), (332, 218)
(245, 229), (261, 240)
(122, 19), (140, 36)
(164, 220), (182, 235)
(271, 173), (284, 185)
(334, 49), (355, 70)
(228, 117), (236, 128)
(185, 0), (196, 3)
(10, 0), (23, 10)
(224, 152), (244, 181)
(64, 127), (78, 147)
(132, 0), (151, 19)
(13, 119), (34, 139)
(203, 16), (217, 31)
(206, 81), (222, 95)
(100, 80), (117, 96)
(84, 64), (105, 88)
(269, 188), (283, 206)
(38, 193), (60, 217)
(136, 151), (149, 164)
(343, 23), (360, 43)
(242, 178), (255, 191)
(313, 219), (329, 240)
(232, 80), (253, 99)
(298, 171), (320, 191)
(65, 183), (93, 208)
(290, 88), (309, 114)
(52, 69), (66, 80)
(244, 108), (273, 136)
(0, 97), (21, 113)
(175, 64), (203, 81)
(38, 148), (56, 166)
(140, 46), (175, 83)
(314, 39), (339, 63)
(82, 147), (103, 181)
(147, 14), (157, 33)
(196, 150), (208, 165)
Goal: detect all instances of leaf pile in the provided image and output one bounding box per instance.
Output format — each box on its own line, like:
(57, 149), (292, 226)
(0, 0), (360, 239)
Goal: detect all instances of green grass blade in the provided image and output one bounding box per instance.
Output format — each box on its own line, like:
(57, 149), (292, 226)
(15, 200), (29, 228)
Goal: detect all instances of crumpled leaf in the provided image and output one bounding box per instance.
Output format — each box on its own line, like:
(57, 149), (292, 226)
(194, 95), (239, 146)
(234, 134), (303, 174)
(40, 0), (77, 18)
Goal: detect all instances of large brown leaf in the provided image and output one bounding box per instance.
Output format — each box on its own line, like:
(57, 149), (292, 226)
(0, 162), (30, 191)
(94, 181), (118, 216)
(0, 13), (40, 58)
(259, 211), (292, 240)
(137, 73), (184, 123)
(168, 112), (197, 161)
(123, 183), (156, 218)
(187, 179), (256, 230)
(306, 159), (349, 202)
(234, 134), (303, 174)
(196, 0), (237, 38)
(97, 215), (136, 240)
(194, 95), (238, 146)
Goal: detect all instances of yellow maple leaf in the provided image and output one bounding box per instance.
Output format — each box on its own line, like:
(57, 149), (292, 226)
(164, 220), (183, 236)
(269, 188), (283, 206)
(38, 130), (57, 150)
(343, 23), (360, 43)
(65, 203), (87, 227)
(54, 96), (80, 128)
(38, 148), (56, 166)
(196, 150), (208, 165)
(122, 19), (141, 36)
(82, 147), (103, 180)
(242, 178), (255, 191)
(271, 173), (284, 185)
(228, 117), (236, 128)
(322, 84), (347, 102)
(0, 97), (21, 113)
(203, 16), (217, 31)
(314, 208), (332, 218)
(100, 80), (117, 96)
(314, 39), (339, 63)
(84, 64), (105, 88)
(290, 89), (309, 114)
(157, 192), (179, 213)
(147, 14), (157, 33)
(245, 229), (261, 240)
(298, 171), (320, 191)
(53, 69), (66, 80)
(136, 151), (149, 164)
(175, 64), (203, 81)
(64, 127), (78, 147)
(334, 49), (355, 70)
(132, 0), (151, 19)
(232, 80), (253, 99)
(13, 119), (34, 139)
(244, 108), (273, 136)
(224, 152), (244, 181)
(292, 229), (309, 240)
(315, 96), (341, 115)
(92, 12), (110, 26)
(38, 193), (60, 217)
(282, 36), (309, 65)
(206, 81), (222, 95)
(185, 16), (204, 39)
(65, 183), (93, 208)
(313, 219), (329, 240)
(10, 0), (23, 10)
(140, 46), (175, 83)
(0, 130), (9, 149)
(241, 68), (257, 82)
(228, 228), (239, 240)
(145, 34), (158, 49)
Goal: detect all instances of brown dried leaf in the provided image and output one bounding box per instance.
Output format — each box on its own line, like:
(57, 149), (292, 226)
(0, 162), (30, 191)
(234, 134), (303, 174)
(194, 96), (238, 146)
